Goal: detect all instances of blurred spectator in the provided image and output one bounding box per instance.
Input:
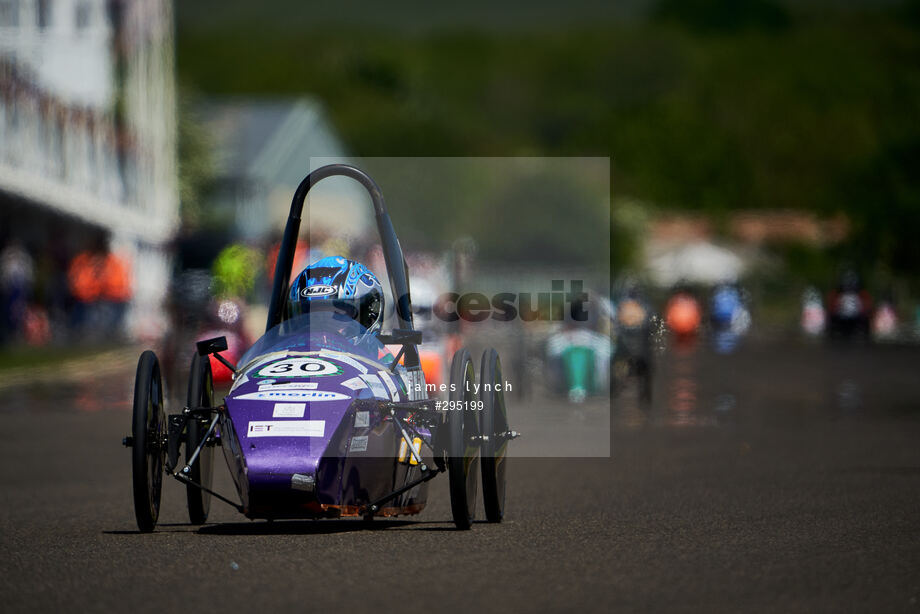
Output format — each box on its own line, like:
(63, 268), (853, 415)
(22, 304), (51, 346)
(212, 243), (261, 301)
(46, 236), (74, 340)
(100, 248), (133, 337)
(68, 238), (105, 337)
(264, 235), (311, 289)
(67, 236), (133, 341)
(0, 240), (35, 343)
(612, 280), (654, 402)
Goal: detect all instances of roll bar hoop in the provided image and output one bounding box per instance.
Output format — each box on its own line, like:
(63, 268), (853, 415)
(265, 164), (419, 369)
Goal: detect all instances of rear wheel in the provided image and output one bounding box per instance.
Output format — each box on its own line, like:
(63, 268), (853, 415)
(480, 348), (509, 523)
(185, 352), (214, 524)
(131, 351), (166, 533)
(447, 348), (479, 530)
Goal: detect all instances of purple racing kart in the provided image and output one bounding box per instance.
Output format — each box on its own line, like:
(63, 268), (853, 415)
(123, 164), (516, 531)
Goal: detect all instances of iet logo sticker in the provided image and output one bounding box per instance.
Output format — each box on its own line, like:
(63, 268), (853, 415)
(247, 420), (325, 437)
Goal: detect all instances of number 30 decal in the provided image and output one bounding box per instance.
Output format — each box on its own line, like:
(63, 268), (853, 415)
(256, 358), (343, 378)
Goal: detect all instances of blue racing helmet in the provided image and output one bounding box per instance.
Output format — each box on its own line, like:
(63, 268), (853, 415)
(286, 256), (385, 334)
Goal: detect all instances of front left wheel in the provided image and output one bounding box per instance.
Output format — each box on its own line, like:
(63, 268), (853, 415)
(131, 351), (166, 533)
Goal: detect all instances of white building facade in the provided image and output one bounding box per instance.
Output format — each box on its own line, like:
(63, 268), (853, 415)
(0, 0), (178, 340)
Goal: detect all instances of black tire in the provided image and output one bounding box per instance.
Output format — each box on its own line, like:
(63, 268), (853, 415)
(185, 352), (214, 524)
(447, 348), (479, 530)
(480, 348), (509, 523)
(131, 350), (166, 533)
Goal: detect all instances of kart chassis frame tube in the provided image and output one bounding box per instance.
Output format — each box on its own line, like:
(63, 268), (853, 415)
(167, 407), (245, 514)
(174, 472), (244, 514)
(362, 466), (443, 519)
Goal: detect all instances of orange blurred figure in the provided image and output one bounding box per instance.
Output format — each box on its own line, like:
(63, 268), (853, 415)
(419, 349), (444, 390)
(265, 239), (310, 285)
(100, 252), (133, 302)
(23, 304), (51, 346)
(68, 240), (134, 338)
(666, 293), (702, 337)
(67, 250), (103, 303)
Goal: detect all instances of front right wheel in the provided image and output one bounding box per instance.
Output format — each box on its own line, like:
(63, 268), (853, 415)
(480, 348), (509, 523)
(447, 348), (480, 530)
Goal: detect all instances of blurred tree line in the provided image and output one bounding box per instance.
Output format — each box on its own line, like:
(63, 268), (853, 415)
(176, 0), (920, 277)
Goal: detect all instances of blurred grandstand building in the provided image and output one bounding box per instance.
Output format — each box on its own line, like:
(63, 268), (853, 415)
(198, 97), (370, 243)
(0, 0), (177, 341)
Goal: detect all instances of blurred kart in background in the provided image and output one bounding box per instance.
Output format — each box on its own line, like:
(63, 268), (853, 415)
(123, 164), (516, 532)
(665, 287), (702, 340)
(871, 298), (898, 342)
(611, 287), (653, 404)
(827, 270), (872, 339)
(545, 321), (611, 403)
(709, 282), (751, 354)
(801, 286), (826, 337)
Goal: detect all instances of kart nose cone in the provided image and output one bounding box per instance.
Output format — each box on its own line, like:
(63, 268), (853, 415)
(225, 392), (356, 518)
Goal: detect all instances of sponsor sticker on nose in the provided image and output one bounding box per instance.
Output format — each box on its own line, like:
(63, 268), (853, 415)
(247, 420), (325, 437)
(272, 403), (306, 418)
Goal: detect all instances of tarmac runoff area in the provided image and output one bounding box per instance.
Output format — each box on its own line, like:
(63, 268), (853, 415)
(0, 339), (918, 612)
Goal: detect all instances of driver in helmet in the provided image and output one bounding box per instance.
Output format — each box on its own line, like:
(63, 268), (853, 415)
(286, 256), (385, 357)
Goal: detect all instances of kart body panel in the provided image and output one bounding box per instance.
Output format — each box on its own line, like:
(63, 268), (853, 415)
(220, 348), (432, 519)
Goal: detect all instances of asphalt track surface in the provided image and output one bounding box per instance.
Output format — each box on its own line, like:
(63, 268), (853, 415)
(1, 339), (919, 612)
